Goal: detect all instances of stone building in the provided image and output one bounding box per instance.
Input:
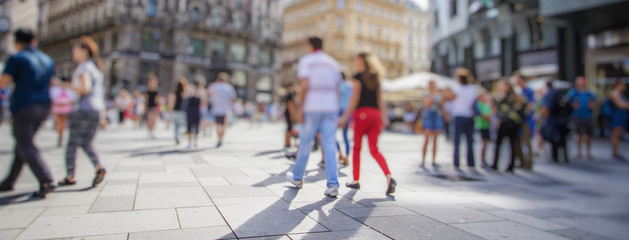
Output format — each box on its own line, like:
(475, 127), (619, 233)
(402, 1), (431, 75)
(38, 0), (283, 103)
(0, 0), (40, 69)
(281, 0), (422, 85)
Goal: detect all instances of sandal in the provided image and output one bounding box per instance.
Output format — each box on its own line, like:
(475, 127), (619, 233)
(58, 177), (77, 186)
(92, 168), (106, 187)
(338, 156), (349, 166)
(33, 182), (56, 198)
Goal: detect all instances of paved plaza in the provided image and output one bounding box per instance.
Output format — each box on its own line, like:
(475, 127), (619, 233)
(0, 121), (629, 240)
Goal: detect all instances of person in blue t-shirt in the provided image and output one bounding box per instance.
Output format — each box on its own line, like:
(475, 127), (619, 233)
(567, 76), (597, 159)
(514, 71), (534, 169)
(0, 29), (57, 197)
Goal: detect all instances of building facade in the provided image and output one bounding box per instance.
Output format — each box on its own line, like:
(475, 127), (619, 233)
(402, 3), (431, 75)
(281, 0), (418, 86)
(38, 0), (283, 103)
(0, 0), (40, 69)
(430, 0), (568, 89)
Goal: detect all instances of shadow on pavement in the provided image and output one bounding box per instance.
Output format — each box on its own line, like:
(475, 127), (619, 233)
(0, 192), (43, 205)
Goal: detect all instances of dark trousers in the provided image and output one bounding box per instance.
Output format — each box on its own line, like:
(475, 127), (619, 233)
(1, 104), (54, 186)
(66, 111), (101, 176)
(492, 121), (519, 170)
(454, 116), (475, 167)
(551, 125), (569, 163)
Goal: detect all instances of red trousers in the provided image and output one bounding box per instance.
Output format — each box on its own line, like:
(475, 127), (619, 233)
(352, 107), (391, 181)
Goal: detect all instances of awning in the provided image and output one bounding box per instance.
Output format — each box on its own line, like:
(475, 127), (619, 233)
(519, 64), (558, 77)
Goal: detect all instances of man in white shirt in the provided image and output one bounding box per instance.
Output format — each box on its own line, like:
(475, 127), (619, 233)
(286, 37), (341, 197)
(444, 68), (478, 169)
(208, 72), (236, 147)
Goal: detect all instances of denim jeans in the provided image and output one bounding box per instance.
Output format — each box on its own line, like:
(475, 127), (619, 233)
(454, 116), (475, 167)
(292, 112), (340, 188)
(172, 110), (186, 139)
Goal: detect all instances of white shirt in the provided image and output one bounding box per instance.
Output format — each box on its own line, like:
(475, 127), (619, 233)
(451, 85), (478, 118)
(297, 51), (341, 113)
(72, 61), (105, 111)
(209, 82), (236, 116)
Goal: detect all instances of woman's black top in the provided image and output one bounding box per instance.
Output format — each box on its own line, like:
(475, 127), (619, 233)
(354, 73), (379, 108)
(147, 91), (158, 108)
(173, 91), (183, 111)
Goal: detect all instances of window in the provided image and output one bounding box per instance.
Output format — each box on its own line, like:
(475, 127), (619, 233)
(190, 7), (200, 23)
(231, 70), (247, 88)
(320, 22), (326, 33)
(368, 23), (373, 35)
(336, 0), (345, 10)
(259, 50), (271, 67)
(112, 33), (118, 49)
(354, 1), (363, 12)
(336, 38), (343, 52)
(433, 11), (439, 27)
(212, 8), (224, 27)
(211, 41), (226, 58)
(320, 2), (327, 12)
(256, 75), (272, 91)
(357, 40), (362, 48)
(230, 43), (247, 62)
(356, 20), (362, 33)
(188, 38), (205, 56)
(336, 16), (344, 30)
(366, 4), (373, 14)
(232, 12), (244, 31)
(142, 32), (158, 52)
(375, 7), (381, 17)
(449, 0), (457, 17)
(147, 0), (157, 17)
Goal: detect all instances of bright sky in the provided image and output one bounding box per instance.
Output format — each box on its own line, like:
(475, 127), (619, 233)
(410, 0), (429, 10)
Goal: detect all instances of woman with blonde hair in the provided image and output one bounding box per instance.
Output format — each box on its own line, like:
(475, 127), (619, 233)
(339, 52), (396, 195)
(58, 36), (106, 186)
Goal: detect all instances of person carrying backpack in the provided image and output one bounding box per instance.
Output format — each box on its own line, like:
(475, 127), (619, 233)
(541, 81), (573, 163)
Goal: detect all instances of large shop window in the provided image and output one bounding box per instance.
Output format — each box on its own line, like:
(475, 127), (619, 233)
(230, 44), (247, 62)
(188, 38), (205, 56)
(259, 50), (272, 67)
(142, 32), (159, 52)
(211, 41), (226, 58)
(147, 0), (157, 17)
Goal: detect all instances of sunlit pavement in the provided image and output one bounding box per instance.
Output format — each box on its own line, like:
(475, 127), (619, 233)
(1, 121), (629, 240)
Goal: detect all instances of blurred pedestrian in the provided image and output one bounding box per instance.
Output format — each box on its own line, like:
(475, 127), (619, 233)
(186, 80), (206, 148)
(168, 77), (188, 145)
(442, 95), (453, 141)
(444, 68), (479, 169)
(50, 77), (76, 147)
(513, 71), (534, 169)
(283, 84), (297, 150)
(202, 82), (215, 138)
(114, 89), (131, 126)
(491, 80), (526, 173)
(132, 90), (145, 127)
(145, 73), (160, 139)
(286, 37), (341, 197)
(0, 87), (9, 127)
(0, 29), (56, 197)
(403, 103), (417, 134)
(58, 36), (106, 187)
(338, 72), (353, 166)
(339, 52), (397, 195)
(608, 78), (629, 161)
(541, 81), (572, 163)
(567, 76), (596, 159)
(475, 93), (492, 168)
(420, 80), (443, 168)
(208, 72), (236, 148)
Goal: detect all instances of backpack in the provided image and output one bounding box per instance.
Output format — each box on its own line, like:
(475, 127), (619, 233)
(601, 97), (615, 117)
(551, 90), (573, 123)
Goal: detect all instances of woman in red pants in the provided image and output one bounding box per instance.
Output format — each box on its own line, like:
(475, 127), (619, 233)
(339, 52), (396, 195)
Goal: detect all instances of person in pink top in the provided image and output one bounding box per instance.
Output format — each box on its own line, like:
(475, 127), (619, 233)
(50, 77), (76, 147)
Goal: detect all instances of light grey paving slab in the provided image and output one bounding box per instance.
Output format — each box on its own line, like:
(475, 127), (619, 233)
(6, 192), (99, 208)
(357, 215), (484, 240)
(548, 228), (615, 240)
(453, 221), (569, 240)
(517, 208), (584, 219)
(114, 165), (164, 172)
(138, 172), (197, 184)
(17, 209), (179, 239)
(176, 207), (227, 228)
(289, 228), (389, 240)
(549, 217), (629, 240)
(138, 182), (200, 188)
(105, 172), (139, 180)
(90, 196), (135, 213)
(461, 202), (503, 211)
(212, 196), (283, 206)
(71, 233), (128, 240)
(128, 226), (235, 240)
(41, 205), (91, 216)
(197, 177), (231, 186)
(190, 166), (247, 177)
(98, 184), (137, 197)
(203, 185), (276, 198)
(291, 199), (363, 212)
(487, 210), (567, 230)
(0, 229), (22, 240)
(406, 205), (503, 224)
(304, 209), (365, 231)
(0, 207), (45, 229)
(337, 206), (416, 218)
(217, 202), (328, 238)
(392, 191), (476, 206)
(134, 187), (212, 210)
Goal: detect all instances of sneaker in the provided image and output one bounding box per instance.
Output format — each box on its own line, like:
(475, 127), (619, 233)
(286, 172), (303, 188)
(324, 186), (339, 197)
(318, 161), (325, 168)
(216, 142), (223, 148)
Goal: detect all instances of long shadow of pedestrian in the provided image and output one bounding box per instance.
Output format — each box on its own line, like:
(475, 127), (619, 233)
(0, 192), (44, 205)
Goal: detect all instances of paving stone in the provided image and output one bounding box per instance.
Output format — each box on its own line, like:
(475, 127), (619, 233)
(138, 172), (197, 184)
(176, 207), (227, 228)
(217, 202), (328, 238)
(203, 185), (276, 198)
(549, 217), (629, 240)
(460, 202), (503, 211)
(453, 221), (569, 240)
(548, 228), (615, 240)
(191, 166), (247, 177)
(134, 187), (212, 210)
(90, 196), (135, 213)
(357, 214), (484, 240)
(18, 209), (179, 239)
(407, 205), (503, 224)
(304, 209), (365, 231)
(0, 207), (45, 229)
(71, 233), (128, 240)
(138, 182), (200, 188)
(212, 196), (283, 206)
(289, 228), (390, 240)
(41, 205), (91, 216)
(516, 208), (583, 219)
(98, 184), (136, 197)
(392, 191), (476, 206)
(197, 177), (231, 186)
(129, 226), (235, 240)
(0, 229), (23, 240)
(337, 206), (416, 218)
(487, 210), (567, 230)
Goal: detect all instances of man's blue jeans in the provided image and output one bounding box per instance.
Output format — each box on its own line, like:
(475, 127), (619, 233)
(292, 112), (340, 188)
(454, 116), (475, 167)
